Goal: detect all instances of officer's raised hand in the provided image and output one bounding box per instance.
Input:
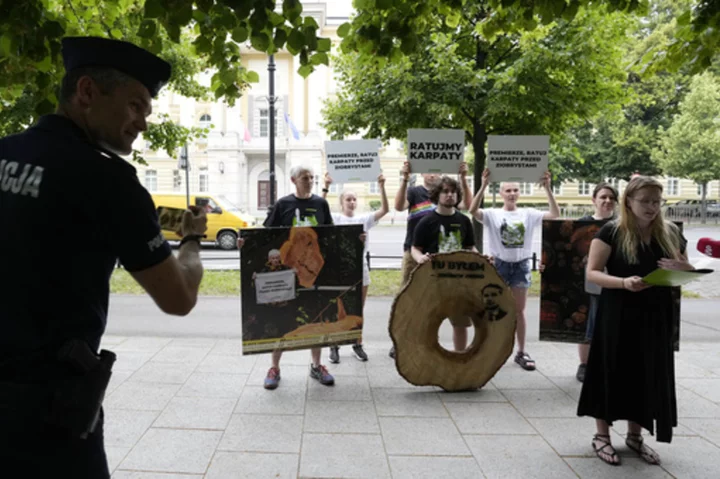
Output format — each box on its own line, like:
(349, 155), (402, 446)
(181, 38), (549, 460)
(178, 205), (208, 239)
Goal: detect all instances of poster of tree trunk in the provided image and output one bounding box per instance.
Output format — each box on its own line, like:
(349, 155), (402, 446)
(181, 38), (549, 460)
(239, 224), (364, 355)
(539, 219), (681, 351)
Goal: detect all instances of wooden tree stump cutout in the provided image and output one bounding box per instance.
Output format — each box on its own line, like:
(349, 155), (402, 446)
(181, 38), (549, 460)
(389, 251), (516, 391)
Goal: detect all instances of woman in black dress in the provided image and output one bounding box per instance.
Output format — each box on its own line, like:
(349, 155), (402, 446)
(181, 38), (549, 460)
(576, 183), (618, 383)
(578, 176), (694, 466)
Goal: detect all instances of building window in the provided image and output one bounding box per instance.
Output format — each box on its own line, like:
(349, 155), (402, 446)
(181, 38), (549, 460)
(144, 170), (157, 191)
(259, 109), (280, 138)
(578, 181), (593, 196)
(199, 113), (212, 128)
(172, 169), (182, 191)
(552, 183), (563, 195)
(605, 177), (620, 190)
(369, 182), (379, 194)
(329, 183), (340, 194)
(520, 182), (533, 195)
(667, 177), (680, 196)
(199, 172), (209, 192)
(258, 180), (277, 209)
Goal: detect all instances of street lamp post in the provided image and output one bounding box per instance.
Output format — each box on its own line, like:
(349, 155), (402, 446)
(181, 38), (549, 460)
(268, 54), (277, 210)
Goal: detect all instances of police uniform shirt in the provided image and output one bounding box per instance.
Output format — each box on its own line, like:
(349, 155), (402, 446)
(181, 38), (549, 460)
(0, 115), (172, 365)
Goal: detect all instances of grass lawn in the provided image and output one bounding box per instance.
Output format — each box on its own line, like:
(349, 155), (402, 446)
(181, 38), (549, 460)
(111, 269), (541, 297)
(111, 268), (703, 299)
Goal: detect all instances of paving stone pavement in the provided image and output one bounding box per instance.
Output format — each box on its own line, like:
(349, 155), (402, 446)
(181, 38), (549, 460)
(101, 334), (720, 479)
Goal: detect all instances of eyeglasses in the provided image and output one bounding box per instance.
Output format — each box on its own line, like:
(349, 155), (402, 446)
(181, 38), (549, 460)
(629, 197), (666, 207)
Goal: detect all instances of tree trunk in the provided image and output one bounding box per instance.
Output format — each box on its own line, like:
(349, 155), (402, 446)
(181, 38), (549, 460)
(472, 121), (488, 252)
(701, 181), (708, 224)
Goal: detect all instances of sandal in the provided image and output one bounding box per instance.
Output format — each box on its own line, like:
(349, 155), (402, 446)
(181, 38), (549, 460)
(514, 351), (536, 371)
(592, 434), (621, 466)
(626, 433), (661, 465)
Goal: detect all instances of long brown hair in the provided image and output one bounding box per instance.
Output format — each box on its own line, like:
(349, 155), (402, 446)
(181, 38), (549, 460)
(616, 176), (682, 264)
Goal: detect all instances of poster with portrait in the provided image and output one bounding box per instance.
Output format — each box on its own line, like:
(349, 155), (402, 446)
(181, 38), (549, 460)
(539, 219), (681, 351)
(239, 224), (365, 355)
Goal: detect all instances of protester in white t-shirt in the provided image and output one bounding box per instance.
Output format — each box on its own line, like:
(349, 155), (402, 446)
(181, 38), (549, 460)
(469, 168), (559, 371)
(322, 173), (389, 362)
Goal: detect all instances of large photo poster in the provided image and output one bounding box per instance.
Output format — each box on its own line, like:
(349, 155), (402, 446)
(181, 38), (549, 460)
(539, 219), (681, 350)
(240, 224), (365, 355)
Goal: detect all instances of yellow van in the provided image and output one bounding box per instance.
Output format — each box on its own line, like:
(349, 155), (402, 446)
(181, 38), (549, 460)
(151, 193), (257, 250)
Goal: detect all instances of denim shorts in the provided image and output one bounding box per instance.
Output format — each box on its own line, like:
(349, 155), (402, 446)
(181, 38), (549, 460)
(494, 258), (532, 289)
(585, 294), (599, 342)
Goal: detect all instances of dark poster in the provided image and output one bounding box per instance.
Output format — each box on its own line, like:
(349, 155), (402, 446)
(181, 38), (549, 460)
(539, 219), (681, 350)
(240, 224), (364, 355)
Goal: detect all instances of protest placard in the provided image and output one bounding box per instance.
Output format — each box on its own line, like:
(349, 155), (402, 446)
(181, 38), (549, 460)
(240, 225), (364, 355)
(407, 129), (465, 174)
(539, 219), (681, 351)
(325, 140), (381, 183)
(488, 135), (549, 183)
(255, 269), (296, 304)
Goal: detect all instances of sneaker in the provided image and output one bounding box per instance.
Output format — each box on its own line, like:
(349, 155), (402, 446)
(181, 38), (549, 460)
(576, 363), (587, 383)
(389, 346), (395, 359)
(310, 364), (335, 386)
(352, 344), (368, 361)
(264, 367), (281, 390)
(329, 346), (340, 364)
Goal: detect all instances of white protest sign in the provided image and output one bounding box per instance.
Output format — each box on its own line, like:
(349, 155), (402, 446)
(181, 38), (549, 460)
(255, 269), (296, 305)
(407, 129), (465, 174)
(325, 140), (381, 183)
(488, 135), (550, 183)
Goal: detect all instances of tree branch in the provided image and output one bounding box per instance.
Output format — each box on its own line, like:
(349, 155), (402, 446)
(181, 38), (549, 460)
(66, 0), (88, 34)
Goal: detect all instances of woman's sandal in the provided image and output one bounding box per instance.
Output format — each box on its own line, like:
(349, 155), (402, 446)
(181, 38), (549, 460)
(626, 433), (661, 465)
(514, 351), (536, 371)
(592, 434), (621, 466)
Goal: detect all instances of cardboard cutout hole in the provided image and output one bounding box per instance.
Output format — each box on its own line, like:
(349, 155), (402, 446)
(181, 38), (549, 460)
(437, 317), (477, 354)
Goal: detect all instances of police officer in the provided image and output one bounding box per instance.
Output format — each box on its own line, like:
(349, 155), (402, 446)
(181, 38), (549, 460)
(0, 37), (207, 477)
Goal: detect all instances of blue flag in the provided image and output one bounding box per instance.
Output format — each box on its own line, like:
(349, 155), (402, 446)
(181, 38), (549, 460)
(285, 112), (301, 140)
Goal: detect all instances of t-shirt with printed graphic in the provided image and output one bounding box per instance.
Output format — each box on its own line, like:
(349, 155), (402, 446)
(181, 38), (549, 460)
(403, 185), (435, 251)
(332, 212), (377, 265)
(480, 208), (544, 262)
(413, 210), (475, 255)
(264, 194), (333, 227)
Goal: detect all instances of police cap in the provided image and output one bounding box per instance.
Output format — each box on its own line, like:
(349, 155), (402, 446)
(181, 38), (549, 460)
(61, 36), (172, 98)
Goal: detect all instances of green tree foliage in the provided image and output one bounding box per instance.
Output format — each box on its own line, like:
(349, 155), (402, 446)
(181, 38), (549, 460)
(337, 0), (716, 74)
(324, 4), (630, 249)
(654, 72), (720, 219)
(324, 5), (629, 180)
(0, 0), (329, 157)
(550, 0), (692, 182)
(643, 0), (720, 74)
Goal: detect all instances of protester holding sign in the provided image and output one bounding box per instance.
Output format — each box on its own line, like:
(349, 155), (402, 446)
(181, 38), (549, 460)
(469, 168), (559, 371)
(578, 175), (694, 466)
(412, 176), (477, 351)
(238, 165), (335, 390)
(322, 173), (389, 362)
(390, 160), (471, 358)
(575, 183), (618, 383)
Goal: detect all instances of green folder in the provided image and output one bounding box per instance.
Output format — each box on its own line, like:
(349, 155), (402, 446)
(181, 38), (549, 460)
(642, 268), (714, 287)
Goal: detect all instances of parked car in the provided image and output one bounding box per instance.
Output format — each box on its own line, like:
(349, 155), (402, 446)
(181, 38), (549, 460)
(664, 199), (719, 218)
(151, 193), (257, 250)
